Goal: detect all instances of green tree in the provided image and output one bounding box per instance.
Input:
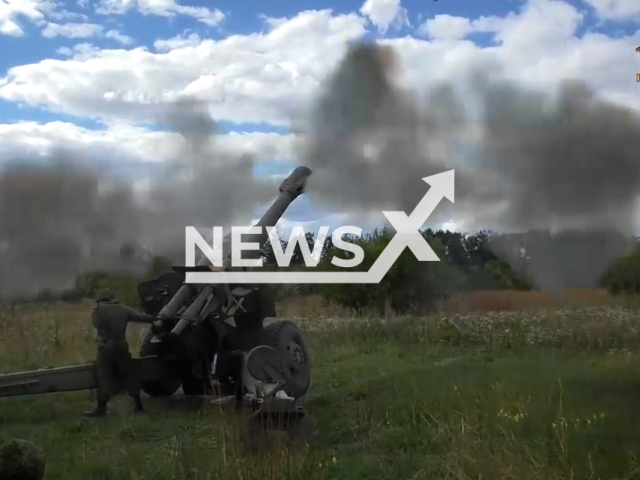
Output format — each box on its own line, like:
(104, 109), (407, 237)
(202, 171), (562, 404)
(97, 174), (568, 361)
(142, 256), (173, 280)
(599, 244), (640, 295)
(95, 273), (141, 308)
(319, 227), (450, 314)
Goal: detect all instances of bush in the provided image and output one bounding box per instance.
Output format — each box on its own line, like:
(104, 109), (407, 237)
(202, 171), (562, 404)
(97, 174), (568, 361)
(319, 228), (451, 315)
(600, 247), (640, 295)
(483, 258), (534, 291)
(69, 256), (174, 308)
(74, 271), (111, 298)
(95, 274), (142, 308)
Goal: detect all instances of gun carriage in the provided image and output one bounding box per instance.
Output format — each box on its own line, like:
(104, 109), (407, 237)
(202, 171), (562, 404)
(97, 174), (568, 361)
(0, 166), (315, 450)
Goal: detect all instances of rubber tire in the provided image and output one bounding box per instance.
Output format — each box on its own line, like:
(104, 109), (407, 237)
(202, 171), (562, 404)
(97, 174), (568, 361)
(261, 320), (310, 398)
(139, 331), (182, 397)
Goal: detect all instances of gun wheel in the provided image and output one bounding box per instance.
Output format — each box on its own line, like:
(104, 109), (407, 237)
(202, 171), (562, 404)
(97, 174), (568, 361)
(261, 320), (311, 398)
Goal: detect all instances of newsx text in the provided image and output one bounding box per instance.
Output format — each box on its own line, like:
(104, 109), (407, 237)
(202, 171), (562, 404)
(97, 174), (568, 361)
(185, 226), (365, 268)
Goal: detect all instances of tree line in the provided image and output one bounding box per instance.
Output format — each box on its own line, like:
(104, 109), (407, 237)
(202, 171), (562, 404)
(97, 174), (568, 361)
(17, 227), (640, 313)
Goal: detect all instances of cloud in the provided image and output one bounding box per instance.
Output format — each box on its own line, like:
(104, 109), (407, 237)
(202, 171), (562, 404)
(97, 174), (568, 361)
(0, 9), (367, 125)
(41, 21), (103, 38)
(420, 14), (473, 40)
(0, 0), (637, 131)
(0, 121), (297, 164)
(96, 0), (226, 26)
(153, 32), (201, 52)
(40, 21), (134, 44)
(441, 219), (464, 233)
(0, 0), (52, 36)
(54, 43), (103, 60)
(582, 0), (640, 22)
(294, 39), (640, 297)
(105, 29), (134, 45)
(0, 99), (304, 299)
(359, 0), (409, 33)
(1, 0), (640, 297)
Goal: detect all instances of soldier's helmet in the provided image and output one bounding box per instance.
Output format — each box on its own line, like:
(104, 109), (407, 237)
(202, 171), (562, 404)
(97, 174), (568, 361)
(0, 438), (46, 480)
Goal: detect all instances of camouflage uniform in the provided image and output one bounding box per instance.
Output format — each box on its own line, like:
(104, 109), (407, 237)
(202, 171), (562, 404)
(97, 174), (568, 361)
(83, 296), (156, 417)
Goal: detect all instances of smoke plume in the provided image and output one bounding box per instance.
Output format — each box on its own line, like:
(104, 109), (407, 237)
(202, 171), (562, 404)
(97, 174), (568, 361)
(0, 97), (278, 299)
(2, 40), (640, 298)
(298, 41), (640, 292)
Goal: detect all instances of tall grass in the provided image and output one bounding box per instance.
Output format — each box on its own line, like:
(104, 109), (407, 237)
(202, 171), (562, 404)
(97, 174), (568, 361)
(3, 288), (640, 479)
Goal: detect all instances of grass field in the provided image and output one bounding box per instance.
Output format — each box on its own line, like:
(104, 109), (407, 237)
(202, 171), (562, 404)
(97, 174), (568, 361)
(3, 290), (640, 479)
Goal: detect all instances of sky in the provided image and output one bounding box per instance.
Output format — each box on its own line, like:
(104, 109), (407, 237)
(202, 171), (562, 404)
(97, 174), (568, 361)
(0, 0), (639, 237)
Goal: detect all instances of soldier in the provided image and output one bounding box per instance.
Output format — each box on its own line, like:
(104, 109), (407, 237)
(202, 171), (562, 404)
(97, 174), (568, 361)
(83, 292), (156, 418)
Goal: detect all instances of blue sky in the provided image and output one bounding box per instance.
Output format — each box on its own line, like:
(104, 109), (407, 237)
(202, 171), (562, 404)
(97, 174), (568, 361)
(0, 0), (638, 235)
(2, 0), (637, 130)
(1, 0), (637, 74)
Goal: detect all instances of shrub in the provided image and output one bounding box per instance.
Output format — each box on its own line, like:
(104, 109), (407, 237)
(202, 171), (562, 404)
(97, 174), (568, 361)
(319, 228), (451, 314)
(600, 247), (640, 295)
(95, 273), (142, 308)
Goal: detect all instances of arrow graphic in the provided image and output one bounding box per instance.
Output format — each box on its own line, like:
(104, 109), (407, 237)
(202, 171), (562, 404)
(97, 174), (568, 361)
(365, 170), (454, 282)
(186, 169), (455, 284)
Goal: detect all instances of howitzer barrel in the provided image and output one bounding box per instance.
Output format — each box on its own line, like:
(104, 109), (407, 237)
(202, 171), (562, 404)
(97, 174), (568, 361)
(159, 166), (312, 321)
(223, 165), (313, 261)
(169, 285), (214, 336)
(196, 166), (313, 265)
(251, 165), (313, 245)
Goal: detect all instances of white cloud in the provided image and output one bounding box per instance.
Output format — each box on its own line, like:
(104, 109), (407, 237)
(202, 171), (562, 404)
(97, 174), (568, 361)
(47, 8), (89, 23)
(420, 14), (472, 40)
(360, 0), (409, 33)
(0, 19), (21, 36)
(582, 0), (640, 22)
(96, 0), (225, 26)
(41, 22), (103, 38)
(105, 29), (134, 45)
(491, 0), (585, 53)
(0, 121), (298, 164)
(55, 43), (104, 60)
(153, 32), (201, 52)
(0, 0), (637, 157)
(0, 9), (367, 125)
(44, 24), (134, 45)
(441, 219), (466, 233)
(0, 0), (52, 36)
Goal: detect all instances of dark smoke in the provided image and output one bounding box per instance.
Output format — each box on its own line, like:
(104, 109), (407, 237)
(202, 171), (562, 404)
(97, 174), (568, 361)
(3, 41), (640, 298)
(473, 77), (640, 234)
(299, 43), (459, 219)
(298, 41), (640, 292)
(0, 97), (278, 300)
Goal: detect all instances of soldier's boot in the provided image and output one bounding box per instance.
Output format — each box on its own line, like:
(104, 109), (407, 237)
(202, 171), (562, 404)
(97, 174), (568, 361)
(83, 401), (107, 417)
(133, 395), (144, 413)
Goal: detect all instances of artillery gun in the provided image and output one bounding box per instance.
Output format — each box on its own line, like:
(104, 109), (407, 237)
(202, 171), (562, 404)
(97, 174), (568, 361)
(0, 166), (315, 450)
